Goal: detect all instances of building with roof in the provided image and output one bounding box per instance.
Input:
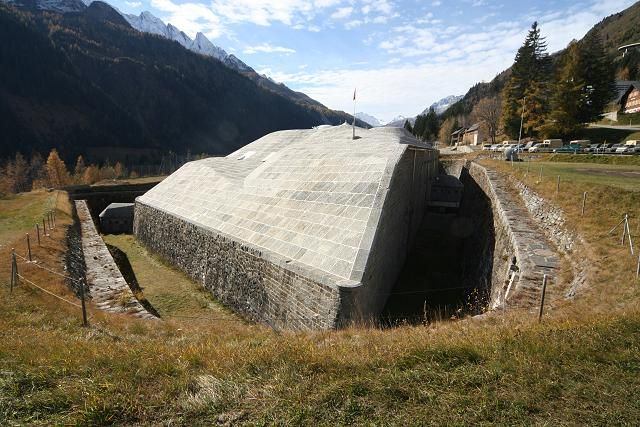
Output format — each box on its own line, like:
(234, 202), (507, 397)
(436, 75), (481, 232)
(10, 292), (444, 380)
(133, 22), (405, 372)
(462, 123), (484, 146)
(604, 80), (640, 121)
(450, 127), (466, 145)
(99, 202), (134, 234)
(133, 124), (438, 329)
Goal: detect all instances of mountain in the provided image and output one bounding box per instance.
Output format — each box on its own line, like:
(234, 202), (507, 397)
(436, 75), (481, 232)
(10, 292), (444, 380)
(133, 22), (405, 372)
(355, 112), (382, 127)
(383, 94), (464, 127)
(423, 95), (463, 115)
(6, 0), (84, 13)
(440, 2), (640, 120)
(190, 32), (228, 61)
(0, 1), (365, 164)
(385, 115), (413, 128)
(120, 9), (351, 115)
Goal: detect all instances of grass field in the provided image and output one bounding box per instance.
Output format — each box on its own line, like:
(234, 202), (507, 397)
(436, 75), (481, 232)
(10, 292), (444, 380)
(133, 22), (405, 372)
(0, 190), (58, 246)
(1, 161), (640, 424)
(102, 234), (237, 320)
(509, 160), (640, 191)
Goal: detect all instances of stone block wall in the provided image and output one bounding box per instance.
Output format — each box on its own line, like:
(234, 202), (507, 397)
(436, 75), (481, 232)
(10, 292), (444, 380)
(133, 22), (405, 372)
(133, 145), (439, 329)
(467, 163), (558, 309)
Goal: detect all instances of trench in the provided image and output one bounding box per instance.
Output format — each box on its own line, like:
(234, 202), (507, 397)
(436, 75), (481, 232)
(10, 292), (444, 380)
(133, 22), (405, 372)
(381, 161), (496, 325)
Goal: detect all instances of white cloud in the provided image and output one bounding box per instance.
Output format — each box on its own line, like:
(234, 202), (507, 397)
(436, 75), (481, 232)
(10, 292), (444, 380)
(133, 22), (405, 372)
(243, 43), (296, 55)
(331, 6), (353, 20)
(125, 1), (142, 7)
(150, 0), (225, 39)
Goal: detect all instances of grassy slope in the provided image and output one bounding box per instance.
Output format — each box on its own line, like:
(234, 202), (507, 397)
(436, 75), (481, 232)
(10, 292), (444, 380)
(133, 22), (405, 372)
(1, 164), (640, 424)
(102, 234), (236, 319)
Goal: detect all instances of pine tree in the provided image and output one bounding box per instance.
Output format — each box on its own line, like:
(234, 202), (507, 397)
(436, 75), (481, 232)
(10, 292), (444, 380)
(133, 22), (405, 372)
(413, 114), (426, 139)
(423, 107), (440, 141)
(403, 120), (413, 133)
(541, 43), (585, 137)
(577, 29), (615, 123)
(74, 155), (86, 181)
(501, 22), (551, 138)
(542, 33), (615, 137)
(46, 149), (70, 188)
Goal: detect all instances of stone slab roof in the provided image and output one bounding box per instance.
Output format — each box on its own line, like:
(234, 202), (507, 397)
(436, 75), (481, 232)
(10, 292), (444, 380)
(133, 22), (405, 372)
(137, 124), (427, 285)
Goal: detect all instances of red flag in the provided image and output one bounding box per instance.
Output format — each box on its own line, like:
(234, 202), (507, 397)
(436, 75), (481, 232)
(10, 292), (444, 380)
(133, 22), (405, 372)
(353, 88), (356, 101)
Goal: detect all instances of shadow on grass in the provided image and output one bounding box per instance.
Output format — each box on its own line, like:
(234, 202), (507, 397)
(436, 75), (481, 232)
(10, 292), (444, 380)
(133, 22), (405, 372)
(106, 242), (161, 318)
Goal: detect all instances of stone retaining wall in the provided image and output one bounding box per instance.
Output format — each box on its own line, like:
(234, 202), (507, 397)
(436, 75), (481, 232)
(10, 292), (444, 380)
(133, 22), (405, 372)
(467, 163), (558, 308)
(76, 200), (156, 319)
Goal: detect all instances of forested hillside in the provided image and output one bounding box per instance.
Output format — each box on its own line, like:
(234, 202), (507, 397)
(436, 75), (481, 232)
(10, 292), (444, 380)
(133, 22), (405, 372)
(0, 2), (362, 164)
(440, 1), (640, 128)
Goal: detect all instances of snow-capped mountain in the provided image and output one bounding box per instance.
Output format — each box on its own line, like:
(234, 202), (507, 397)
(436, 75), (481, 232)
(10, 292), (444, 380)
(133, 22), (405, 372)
(422, 94), (463, 115)
(122, 10), (166, 37)
(165, 23), (190, 48)
(355, 112), (382, 127)
(4, 0), (85, 13)
(122, 10), (254, 73)
(385, 115), (415, 127)
(190, 32), (228, 61)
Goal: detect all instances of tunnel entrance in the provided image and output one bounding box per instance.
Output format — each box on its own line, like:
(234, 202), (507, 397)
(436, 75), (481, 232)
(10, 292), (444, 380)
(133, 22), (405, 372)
(381, 165), (495, 325)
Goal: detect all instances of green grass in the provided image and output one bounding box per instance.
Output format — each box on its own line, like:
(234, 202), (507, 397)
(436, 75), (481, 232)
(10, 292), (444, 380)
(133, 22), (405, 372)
(0, 190), (57, 245)
(510, 160), (640, 190)
(102, 234), (236, 319)
(545, 153), (640, 166)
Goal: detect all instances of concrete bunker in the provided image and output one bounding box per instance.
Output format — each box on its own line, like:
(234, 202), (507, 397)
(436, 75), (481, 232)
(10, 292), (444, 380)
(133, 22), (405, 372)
(133, 125), (439, 329)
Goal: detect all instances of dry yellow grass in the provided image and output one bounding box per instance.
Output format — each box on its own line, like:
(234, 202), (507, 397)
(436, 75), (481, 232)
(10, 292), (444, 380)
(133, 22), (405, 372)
(1, 166), (640, 424)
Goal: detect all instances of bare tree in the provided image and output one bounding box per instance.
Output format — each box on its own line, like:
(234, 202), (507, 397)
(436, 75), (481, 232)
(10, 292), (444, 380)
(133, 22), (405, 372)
(472, 97), (502, 143)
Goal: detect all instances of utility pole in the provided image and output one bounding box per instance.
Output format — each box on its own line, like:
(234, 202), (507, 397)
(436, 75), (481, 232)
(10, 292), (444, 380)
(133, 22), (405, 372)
(518, 96), (526, 144)
(352, 88), (357, 140)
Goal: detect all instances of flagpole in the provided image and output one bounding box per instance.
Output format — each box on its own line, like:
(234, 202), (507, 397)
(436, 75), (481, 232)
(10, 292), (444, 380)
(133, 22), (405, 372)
(352, 88), (356, 140)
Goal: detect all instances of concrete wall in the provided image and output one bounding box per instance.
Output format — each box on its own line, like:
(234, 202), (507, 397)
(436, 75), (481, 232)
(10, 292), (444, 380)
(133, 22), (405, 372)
(348, 147), (439, 321)
(134, 146), (438, 329)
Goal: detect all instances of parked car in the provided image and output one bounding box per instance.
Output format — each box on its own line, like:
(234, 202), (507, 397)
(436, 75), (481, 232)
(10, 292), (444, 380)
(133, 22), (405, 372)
(608, 144), (624, 153)
(482, 144), (492, 151)
(553, 144), (583, 153)
(569, 139), (591, 148)
(584, 144), (601, 153)
(598, 143), (614, 154)
(616, 145), (634, 154)
(490, 144), (501, 151)
(529, 142), (555, 152)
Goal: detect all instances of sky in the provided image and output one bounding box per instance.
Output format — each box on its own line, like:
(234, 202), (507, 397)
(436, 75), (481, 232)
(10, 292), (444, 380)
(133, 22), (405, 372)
(109, 0), (637, 123)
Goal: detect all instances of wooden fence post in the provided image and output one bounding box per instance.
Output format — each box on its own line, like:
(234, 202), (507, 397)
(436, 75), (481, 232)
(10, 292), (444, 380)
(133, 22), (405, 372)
(556, 176), (560, 196)
(26, 233), (32, 262)
(36, 224), (40, 246)
(538, 274), (548, 322)
(43, 218), (47, 237)
(80, 280), (88, 327)
(11, 249), (18, 291)
(581, 192), (587, 216)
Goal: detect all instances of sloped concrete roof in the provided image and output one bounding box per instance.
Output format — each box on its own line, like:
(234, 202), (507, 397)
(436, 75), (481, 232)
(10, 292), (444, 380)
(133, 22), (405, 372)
(137, 124), (427, 283)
